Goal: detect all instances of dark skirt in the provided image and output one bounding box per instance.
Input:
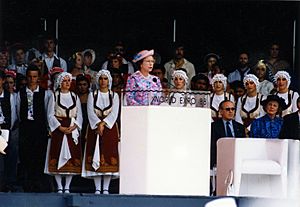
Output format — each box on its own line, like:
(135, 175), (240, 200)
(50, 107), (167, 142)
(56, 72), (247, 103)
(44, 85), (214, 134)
(48, 118), (82, 174)
(84, 123), (119, 173)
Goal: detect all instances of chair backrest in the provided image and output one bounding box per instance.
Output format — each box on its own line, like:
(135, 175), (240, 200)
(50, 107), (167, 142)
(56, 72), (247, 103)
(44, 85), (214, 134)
(216, 138), (289, 196)
(234, 138), (288, 170)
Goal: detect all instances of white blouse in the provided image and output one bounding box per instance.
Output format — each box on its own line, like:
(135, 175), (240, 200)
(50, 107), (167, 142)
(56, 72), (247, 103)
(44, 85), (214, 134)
(277, 90), (299, 113)
(87, 91), (119, 130)
(47, 92), (83, 132)
(235, 95), (265, 125)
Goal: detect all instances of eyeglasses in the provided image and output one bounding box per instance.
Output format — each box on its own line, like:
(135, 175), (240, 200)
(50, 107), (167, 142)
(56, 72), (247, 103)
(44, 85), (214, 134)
(224, 107), (235, 111)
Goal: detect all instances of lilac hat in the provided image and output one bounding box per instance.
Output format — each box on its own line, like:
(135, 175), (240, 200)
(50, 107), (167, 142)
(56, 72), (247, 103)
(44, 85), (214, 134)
(132, 49), (154, 63)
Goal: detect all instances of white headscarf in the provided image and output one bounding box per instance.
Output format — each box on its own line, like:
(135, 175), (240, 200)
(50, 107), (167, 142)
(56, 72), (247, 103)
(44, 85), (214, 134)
(95, 69), (112, 90)
(172, 70), (188, 89)
(243, 74), (259, 89)
(54, 72), (72, 91)
(211, 74), (227, 91)
(274, 71), (291, 88)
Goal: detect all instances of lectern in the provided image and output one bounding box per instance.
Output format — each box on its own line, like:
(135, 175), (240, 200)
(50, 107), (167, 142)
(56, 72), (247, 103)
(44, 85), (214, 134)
(120, 105), (211, 196)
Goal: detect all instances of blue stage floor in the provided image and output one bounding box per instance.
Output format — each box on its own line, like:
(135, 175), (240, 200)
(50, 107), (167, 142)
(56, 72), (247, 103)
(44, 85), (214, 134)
(0, 193), (298, 207)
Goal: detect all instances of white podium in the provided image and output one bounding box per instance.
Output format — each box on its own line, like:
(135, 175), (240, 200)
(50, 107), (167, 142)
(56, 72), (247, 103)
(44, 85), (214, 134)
(120, 106), (211, 196)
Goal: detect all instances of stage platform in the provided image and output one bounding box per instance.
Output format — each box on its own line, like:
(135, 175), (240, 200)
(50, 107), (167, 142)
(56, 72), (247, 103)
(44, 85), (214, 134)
(0, 193), (297, 207)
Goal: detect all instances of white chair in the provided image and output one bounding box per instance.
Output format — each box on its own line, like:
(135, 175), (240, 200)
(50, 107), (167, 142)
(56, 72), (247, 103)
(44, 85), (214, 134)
(216, 138), (288, 198)
(286, 139), (300, 198)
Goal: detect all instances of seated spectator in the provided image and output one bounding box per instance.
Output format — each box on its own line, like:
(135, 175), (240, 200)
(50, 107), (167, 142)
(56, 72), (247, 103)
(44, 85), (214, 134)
(200, 53), (220, 85)
(279, 97), (300, 140)
(190, 74), (210, 108)
(210, 74), (235, 122)
(211, 100), (246, 168)
(250, 95), (287, 138)
(229, 80), (245, 102)
(254, 60), (274, 96)
(235, 74), (265, 133)
(211, 63), (224, 77)
(273, 71), (299, 117)
(227, 52), (251, 83)
(69, 52), (84, 91)
(164, 43), (195, 87)
(0, 50), (8, 71)
(265, 42), (290, 83)
(82, 49), (98, 90)
(40, 35), (67, 90)
(8, 43), (27, 76)
(107, 52), (131, 84)
(25, 48), (43, 71)
(110, 68), (125, 93)
(4, 70), (17, 93)
(101, 41), (135, 74)
(190, 73), (210, 91)
(150, 64), (168, 89)
(69, 52), (84, 77)
(41, 35), (67, 72)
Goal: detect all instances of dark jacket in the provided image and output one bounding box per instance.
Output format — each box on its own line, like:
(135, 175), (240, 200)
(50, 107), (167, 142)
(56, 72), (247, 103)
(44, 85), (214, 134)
(279, 111), (300, 140)
(210, 119), (246, 168)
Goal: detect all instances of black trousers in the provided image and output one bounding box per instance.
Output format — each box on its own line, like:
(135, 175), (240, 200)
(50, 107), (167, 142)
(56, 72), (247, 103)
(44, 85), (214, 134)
(19, 120), (53, 192)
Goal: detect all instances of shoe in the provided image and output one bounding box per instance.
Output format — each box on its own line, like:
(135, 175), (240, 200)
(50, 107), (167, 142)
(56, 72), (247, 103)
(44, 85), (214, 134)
(103, 189), (109, 194)
(95, 190), (101, 195)
(57, 189), (63, 194)
(64, 189), (70, 194)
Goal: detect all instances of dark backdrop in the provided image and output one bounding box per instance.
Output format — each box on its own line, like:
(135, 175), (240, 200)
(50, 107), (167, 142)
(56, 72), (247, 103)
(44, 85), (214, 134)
(2, 0), (298, 74)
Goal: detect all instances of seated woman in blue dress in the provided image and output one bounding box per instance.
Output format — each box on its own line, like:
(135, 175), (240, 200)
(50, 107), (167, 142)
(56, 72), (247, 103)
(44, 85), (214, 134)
(250, 95), (287, 138)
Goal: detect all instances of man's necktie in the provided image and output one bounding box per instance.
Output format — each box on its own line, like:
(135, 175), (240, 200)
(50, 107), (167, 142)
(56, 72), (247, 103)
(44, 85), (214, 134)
(226, 121), (233, 137)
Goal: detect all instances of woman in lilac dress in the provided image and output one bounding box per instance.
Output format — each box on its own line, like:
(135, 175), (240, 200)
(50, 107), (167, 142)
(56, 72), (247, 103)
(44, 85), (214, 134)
(125, 49), (162, 106)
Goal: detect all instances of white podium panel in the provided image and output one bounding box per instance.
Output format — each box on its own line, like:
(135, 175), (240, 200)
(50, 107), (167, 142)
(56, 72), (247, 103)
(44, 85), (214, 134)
(120, 106), (211, 196)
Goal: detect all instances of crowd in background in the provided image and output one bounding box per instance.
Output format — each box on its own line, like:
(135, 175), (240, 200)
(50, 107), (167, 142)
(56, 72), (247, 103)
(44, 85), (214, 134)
(0, 34), (299, 194)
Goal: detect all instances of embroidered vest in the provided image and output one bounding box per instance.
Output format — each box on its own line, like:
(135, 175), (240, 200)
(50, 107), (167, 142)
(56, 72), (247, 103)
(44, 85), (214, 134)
(93, 90), (114, 119)
(19, 87), (46, 122)
(275, 90), (294, 117)
(43, 56), (61, 75)
(240, 93), (263, 127)
(54, 91), (77, 118)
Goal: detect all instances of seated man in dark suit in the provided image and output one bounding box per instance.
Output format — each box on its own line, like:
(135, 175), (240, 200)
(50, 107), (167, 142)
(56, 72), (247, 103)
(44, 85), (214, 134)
(279, 97), (300, 140)
(211, 100), (246, 169)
